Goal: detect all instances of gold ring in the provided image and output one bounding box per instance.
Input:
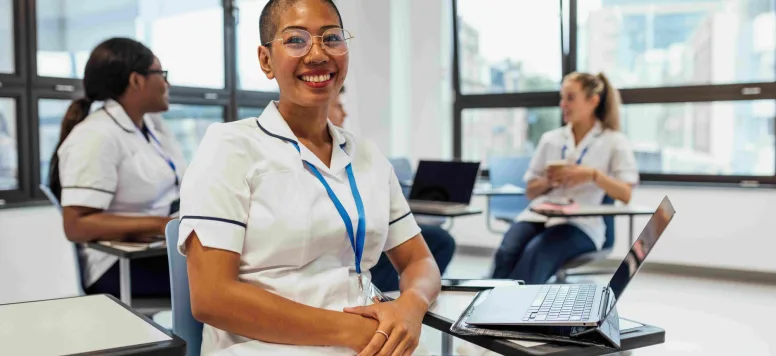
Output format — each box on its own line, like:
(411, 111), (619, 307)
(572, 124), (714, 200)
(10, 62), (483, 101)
(375, 330), (389, 340)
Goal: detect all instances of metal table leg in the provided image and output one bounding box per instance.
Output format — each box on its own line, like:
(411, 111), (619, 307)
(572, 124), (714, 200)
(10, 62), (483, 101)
(629, 215), (635, 246)
(119, 257), (131, 306)
(441, 333), (453, 356)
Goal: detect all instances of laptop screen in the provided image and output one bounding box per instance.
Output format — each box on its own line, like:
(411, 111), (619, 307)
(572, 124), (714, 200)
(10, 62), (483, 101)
(408, 161), (480, 204)
(607, 196), (675, 303)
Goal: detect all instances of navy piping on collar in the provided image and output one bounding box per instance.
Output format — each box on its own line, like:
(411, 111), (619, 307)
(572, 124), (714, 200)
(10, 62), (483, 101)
(102, 107), (134, 133)
(180, 216), (247, 228)
(256, 119), (348, 150)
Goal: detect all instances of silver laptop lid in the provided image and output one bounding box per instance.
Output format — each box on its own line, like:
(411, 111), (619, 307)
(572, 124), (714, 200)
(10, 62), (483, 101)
(604, 196), (675, 317)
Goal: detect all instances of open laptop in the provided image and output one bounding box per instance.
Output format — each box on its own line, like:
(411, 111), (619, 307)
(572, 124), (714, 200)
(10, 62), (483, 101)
(466, 196), (675, 327)
(407, 160), (480, 214)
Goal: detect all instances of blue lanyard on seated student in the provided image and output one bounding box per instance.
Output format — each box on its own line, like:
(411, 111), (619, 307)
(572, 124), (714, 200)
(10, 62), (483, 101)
(288, 140), (368, 286)
(561, 133), (602, 165)
(102, 107), (179, 186)
(142, 125), (180, 186)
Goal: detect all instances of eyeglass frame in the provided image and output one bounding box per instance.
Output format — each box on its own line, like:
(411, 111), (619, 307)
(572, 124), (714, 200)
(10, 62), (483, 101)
(263, 28), (355, 57)
(140, 69), (169, 82)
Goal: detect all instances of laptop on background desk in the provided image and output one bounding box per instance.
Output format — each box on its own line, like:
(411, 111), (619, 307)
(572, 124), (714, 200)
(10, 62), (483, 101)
(465, 196), (675, 327)
(407, 160), (480, 215)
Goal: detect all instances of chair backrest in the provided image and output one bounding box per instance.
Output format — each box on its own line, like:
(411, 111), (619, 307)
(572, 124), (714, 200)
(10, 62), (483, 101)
(165, 220), (203, 356)
(601, 195), (615, 249)
(389, 157), (414, 198)
(487, 156), (532, 219)
(39, 184), (84, 296)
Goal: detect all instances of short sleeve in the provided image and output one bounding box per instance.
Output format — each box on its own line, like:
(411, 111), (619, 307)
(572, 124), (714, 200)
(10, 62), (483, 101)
(524, 133), (551, 183)
(384, 166), (422, 251)
(58, 128), (120, 210)
(178, 123), (252, 256)
(609, 135), (640, 184)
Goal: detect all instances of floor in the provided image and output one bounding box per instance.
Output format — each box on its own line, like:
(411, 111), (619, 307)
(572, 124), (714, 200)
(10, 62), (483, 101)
(422, 252), (776, 356)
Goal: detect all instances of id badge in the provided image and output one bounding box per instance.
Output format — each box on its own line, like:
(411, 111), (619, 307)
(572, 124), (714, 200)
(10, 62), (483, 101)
(357, 274), (391, 306)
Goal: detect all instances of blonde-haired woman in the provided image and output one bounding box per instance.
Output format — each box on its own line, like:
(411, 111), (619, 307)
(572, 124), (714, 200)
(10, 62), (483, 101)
(492, 72), (639, 284)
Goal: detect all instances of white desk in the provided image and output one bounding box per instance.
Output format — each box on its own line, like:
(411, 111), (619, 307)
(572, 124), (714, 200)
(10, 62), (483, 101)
(534, 204), (654, 245)
(0, 294), (184, 355)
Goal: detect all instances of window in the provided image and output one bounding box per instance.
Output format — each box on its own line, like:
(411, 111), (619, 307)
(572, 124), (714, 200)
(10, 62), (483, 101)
(162, 104), (224, 162)
(0, 0), (13, 74)
(456, 0), (562, 94)
(577, 0), (776, 89)
(623, 100), (775, 176)
(454, 0), (776, 185)
(238, 106), (265, 119)
(236, 0), (279, 92)
(38, 99), (70, 185)
(35, 0), (225, 88)
(462, 107), (561, 165)
(0, 98), (17, 190)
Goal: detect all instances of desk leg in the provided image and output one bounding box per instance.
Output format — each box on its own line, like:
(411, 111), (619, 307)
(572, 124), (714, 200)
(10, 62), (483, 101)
(441, 333), (453, 356)
(119, 258), (131, 306)
(629, 215), (635, 246)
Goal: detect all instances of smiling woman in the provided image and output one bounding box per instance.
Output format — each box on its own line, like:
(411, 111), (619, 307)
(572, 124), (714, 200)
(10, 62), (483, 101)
(177, 0), (441, 355)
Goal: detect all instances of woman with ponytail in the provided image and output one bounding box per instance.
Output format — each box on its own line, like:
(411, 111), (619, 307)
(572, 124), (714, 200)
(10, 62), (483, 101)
(52, 37), (186, 298)
(492, 72), (639, 284)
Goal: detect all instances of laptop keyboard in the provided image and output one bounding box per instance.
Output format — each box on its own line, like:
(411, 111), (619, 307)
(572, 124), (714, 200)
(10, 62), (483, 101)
(522, 285), (596, 322)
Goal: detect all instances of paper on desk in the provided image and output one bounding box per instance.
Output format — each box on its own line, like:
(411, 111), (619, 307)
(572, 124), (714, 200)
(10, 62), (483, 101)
(98, 241), (165, 252)
(508, 339), (546, 347)
(619, 318), (644, 331)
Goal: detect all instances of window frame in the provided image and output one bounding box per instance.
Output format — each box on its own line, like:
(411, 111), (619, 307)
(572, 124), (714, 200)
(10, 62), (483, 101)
(451, 0), (776, 186)
(0, 0), (281, 208)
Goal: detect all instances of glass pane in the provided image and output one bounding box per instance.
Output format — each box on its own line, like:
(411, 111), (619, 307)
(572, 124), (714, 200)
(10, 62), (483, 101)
(456, 0), (562, 94)
(577, 0), (776, 88)
(36, 0), (225, 88)
(236, 0), (279, 92)
(38, 99), (71, 184)
(0, 0), (13, 74)
(238, 106), (265, 119)
(623, 100), (775, 176)
(162, 104), (224, 162)
(0, 98), (18, 190)
(462, 107), (561, 166)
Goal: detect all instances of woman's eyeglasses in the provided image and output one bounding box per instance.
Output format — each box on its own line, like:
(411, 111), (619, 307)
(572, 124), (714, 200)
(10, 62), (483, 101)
(265, 28), (354, 57)
(142, 70), (168, 82)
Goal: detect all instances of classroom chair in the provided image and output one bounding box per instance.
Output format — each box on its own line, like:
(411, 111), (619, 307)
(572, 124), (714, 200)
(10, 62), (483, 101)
(553, 195), (616, 283)
(486, 156), (532, 233)
(165, 219), (203, 356)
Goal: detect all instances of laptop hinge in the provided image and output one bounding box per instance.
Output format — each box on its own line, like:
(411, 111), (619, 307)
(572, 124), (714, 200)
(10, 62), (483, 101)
(598, 286), (610, 323)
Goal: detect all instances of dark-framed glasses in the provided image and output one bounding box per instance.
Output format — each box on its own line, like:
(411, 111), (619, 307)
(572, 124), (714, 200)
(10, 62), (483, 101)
(265, 28), (354, 57)
(142, 69), (168, 81)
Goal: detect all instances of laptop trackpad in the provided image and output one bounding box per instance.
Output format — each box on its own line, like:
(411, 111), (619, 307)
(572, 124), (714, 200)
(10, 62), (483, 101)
(467, 285), (541, 325)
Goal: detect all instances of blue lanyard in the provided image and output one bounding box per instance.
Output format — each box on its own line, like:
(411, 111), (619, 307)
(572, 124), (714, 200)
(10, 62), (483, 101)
(102, 107), (179, 186)
(561, 145), (589, 165)
(144, 126), (180, 186)
(290, 142), (367, 274)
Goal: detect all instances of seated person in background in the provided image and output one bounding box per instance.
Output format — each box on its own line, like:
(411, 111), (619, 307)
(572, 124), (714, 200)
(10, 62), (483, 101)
(51, 38), (185, 298)
(179, 1), (440, 355)
(330, 86), (457, 292)
(491, 72), (639, 284)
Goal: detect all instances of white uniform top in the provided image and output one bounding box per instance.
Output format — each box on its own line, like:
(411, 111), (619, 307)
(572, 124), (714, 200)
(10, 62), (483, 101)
(177, 102), (421, 356)
(58, 99), (186, 286)
(516, 121), (639, 249)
